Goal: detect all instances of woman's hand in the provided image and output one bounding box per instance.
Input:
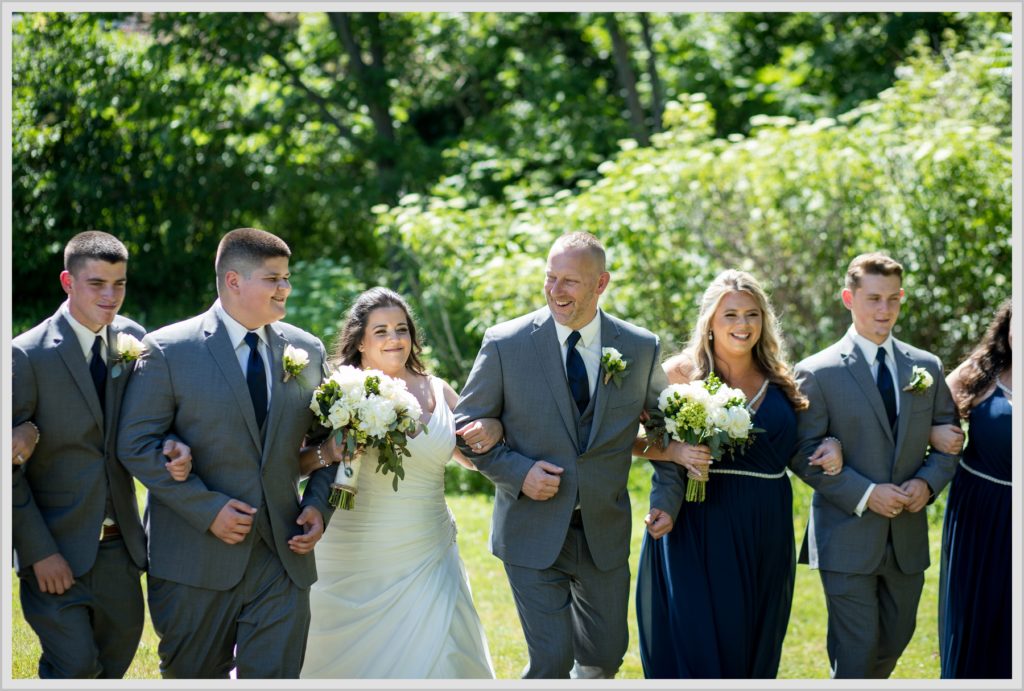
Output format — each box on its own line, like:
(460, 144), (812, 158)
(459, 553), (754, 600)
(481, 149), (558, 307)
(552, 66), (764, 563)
(456, 418), (503, 454)
(929, 423), (965, 455)
(667, 441), (712, 480)
(163, 439), (193, 481)
(807, 437), (843, 476)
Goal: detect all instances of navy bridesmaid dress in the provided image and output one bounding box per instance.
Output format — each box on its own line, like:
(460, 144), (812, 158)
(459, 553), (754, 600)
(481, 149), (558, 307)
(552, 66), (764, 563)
(637, 383), (797, 678)
(938, 386), (1012, 678)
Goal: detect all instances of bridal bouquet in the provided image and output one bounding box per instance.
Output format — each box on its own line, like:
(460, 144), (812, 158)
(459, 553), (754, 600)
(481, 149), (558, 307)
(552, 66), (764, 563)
(309, 365), (424, 509)
(645, 372), (757, 502)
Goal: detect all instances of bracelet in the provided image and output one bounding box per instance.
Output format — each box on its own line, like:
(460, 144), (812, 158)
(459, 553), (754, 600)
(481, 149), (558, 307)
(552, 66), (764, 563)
(824, 435), (841, 448)
(315, 442), (329, 468)
(25, 421), (41, 445)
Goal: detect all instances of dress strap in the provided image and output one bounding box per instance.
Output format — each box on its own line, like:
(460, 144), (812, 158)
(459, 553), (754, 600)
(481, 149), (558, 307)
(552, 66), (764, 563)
(746, 378), (770, 412)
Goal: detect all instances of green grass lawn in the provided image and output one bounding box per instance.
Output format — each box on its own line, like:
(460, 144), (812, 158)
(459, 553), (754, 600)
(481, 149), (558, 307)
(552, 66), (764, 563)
(10, 464), (944, 679)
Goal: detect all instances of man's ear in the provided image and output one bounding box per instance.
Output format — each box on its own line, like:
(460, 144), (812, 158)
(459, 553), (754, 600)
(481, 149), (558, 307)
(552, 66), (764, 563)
(841, 288), (854, 310)
(59, 270), (73, 295)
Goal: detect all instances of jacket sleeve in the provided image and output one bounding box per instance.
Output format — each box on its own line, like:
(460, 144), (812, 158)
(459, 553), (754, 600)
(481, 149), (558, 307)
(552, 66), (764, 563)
(453, 330), (536, 496)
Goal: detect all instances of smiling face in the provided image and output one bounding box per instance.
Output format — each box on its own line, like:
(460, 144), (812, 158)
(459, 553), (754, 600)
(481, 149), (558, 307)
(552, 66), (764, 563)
(710, 290), (763, 358)
(544, 246), (609, 331)
(60, 259), (127, 332)
(223, 256), (292, 330)
(358, 306), (412, 376)
(843, 272), (904, 345)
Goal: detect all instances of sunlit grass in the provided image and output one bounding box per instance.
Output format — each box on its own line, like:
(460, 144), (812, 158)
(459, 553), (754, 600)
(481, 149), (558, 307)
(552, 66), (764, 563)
(11, 467), (943, 679)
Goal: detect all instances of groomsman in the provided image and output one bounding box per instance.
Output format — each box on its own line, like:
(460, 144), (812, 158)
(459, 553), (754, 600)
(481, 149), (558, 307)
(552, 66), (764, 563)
(792, 252), (959, 678)
(454, 232), (685, 678)
(117, 228), (334, 678)
(12, 231), (189, 678)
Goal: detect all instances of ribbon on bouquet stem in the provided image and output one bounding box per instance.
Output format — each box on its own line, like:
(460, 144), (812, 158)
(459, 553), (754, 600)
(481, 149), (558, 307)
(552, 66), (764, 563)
(328, 436), (364, 510)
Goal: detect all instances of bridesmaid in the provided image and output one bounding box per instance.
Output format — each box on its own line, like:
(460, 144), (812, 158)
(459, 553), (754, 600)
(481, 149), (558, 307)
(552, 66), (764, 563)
(935, 298), (1012, 678)
(634, 269), (843, 678)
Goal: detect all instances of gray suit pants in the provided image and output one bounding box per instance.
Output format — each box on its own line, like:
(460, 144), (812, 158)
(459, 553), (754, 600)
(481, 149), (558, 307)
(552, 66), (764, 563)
(504, 514), (629, 679)
(147, 531), (311, 679)
(820, 541), (925, 678)
(19, 537), (144, 679)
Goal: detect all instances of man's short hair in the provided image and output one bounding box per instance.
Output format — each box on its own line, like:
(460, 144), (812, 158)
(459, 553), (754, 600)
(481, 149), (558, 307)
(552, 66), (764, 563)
(551, 232), (606, 272)
(845, 252), (904, 291)
(215, 228), (291, 285)
(64, 231), (128, 275)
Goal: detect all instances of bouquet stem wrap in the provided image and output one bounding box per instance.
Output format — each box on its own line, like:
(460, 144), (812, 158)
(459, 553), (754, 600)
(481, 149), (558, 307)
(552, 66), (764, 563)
(329, 449), (363, 510)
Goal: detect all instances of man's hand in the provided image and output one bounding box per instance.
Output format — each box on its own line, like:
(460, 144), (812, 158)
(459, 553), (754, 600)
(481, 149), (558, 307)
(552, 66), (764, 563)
(12, 422), (38, 466)
(899, 478), (932, 513)
(644, 507), (674, 539)
(209, 499), (257, 544)
(162, 439), (193, 482)
(32, 553), (75, 595)
(288, 506), (325, 554)
(866, 483), (911, 518)
(521, 461), (563, 501)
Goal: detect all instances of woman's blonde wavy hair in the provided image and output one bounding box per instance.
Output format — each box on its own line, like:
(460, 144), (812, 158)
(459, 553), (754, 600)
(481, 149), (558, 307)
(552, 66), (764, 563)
(683, 269), (808, 411)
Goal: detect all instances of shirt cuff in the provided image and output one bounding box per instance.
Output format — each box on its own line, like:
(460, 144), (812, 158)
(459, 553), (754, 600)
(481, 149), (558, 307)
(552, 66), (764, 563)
(854, 483), (875, 517)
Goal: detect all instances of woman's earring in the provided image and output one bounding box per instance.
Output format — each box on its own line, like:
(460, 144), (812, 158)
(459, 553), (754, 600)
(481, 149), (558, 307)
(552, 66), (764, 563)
(708, 331), (714, 341)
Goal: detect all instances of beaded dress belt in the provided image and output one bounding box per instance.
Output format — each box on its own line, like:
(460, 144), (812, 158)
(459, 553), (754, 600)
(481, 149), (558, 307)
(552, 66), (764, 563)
(959, 459), (1011, 487)
(708, 468), (787, 480)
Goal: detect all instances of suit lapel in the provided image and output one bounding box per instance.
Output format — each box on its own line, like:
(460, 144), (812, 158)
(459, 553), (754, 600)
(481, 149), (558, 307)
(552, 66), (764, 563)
(53, 312), (104, 429)
(892, 341), (915, 458)
(262, 324), (290, 462)
(102, 323), (122, 446)
(840, 334), (895, 445)
(586, 312), (622, 450)
(529, 312), (580, 450)
(202, 309), (263, 450)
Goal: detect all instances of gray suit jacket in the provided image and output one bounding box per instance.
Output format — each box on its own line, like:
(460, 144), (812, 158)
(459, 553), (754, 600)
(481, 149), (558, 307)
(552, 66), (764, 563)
(793, 331), (959, 574)
(454, 308), (685, 571)
(116, 306), (335, 591)
(12, 306), (148, 575)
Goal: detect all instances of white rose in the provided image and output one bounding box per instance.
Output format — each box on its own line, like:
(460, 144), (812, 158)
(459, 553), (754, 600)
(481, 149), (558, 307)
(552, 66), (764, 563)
(357, 396), (397, 438)
(726, 406), (752, 438)
(116, 332), (145, 359)
(283, 344), (309, 366)
(331, 365), (366, 396)
(327, 401), (352, 429)
(709, 406), (730, 429)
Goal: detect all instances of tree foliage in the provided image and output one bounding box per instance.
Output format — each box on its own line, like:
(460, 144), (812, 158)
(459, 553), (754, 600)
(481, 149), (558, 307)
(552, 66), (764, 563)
(11, 12), (1012, 387)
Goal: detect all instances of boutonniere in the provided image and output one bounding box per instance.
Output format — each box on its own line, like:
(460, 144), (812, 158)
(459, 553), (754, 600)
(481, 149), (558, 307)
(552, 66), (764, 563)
(601, 347), (628, 387)
(111, 332), (146, 378)
(903, 365), (934, 394)
(282, 345), (310, 382)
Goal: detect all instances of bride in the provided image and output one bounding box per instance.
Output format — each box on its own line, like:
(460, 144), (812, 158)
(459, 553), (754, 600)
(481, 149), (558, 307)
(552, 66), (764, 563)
(297, 287), (498, 679)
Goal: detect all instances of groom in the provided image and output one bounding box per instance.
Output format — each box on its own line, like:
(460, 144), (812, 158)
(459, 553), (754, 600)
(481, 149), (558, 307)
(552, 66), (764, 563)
(455, 231), (685, 679)
(792, 252), (959, 678)
(117, 228), (335, 678)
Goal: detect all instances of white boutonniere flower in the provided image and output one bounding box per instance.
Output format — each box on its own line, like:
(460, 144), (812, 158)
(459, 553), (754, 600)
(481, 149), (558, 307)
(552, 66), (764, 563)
(283, 345), (310, 382)
(111, 332), (146, 378)
(601, 347), (628, 387)
(903, 365), (934, 394)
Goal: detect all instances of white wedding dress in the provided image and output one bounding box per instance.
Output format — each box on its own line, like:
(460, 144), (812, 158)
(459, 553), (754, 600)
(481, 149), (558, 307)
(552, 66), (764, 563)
(300, 377), (495, 679)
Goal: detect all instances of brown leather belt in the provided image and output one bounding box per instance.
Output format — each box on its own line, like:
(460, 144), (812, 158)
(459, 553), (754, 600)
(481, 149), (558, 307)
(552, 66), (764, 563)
(100, 523), (121, 541)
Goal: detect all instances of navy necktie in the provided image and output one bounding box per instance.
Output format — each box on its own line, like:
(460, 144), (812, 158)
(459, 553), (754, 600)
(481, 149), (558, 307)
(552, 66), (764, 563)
(876, 347), (897, 431)
(566, 330), (590, 414)
(244, 332), (268, 429)
(89, 335), (107, 410)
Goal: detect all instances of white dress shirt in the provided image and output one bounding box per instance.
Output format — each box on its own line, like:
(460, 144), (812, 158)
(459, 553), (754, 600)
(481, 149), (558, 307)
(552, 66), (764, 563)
(215, 300), (272, 405)
(847, 325), (900, 516)
(63, 301), (107, 364)
(552, 310), (602, 399)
